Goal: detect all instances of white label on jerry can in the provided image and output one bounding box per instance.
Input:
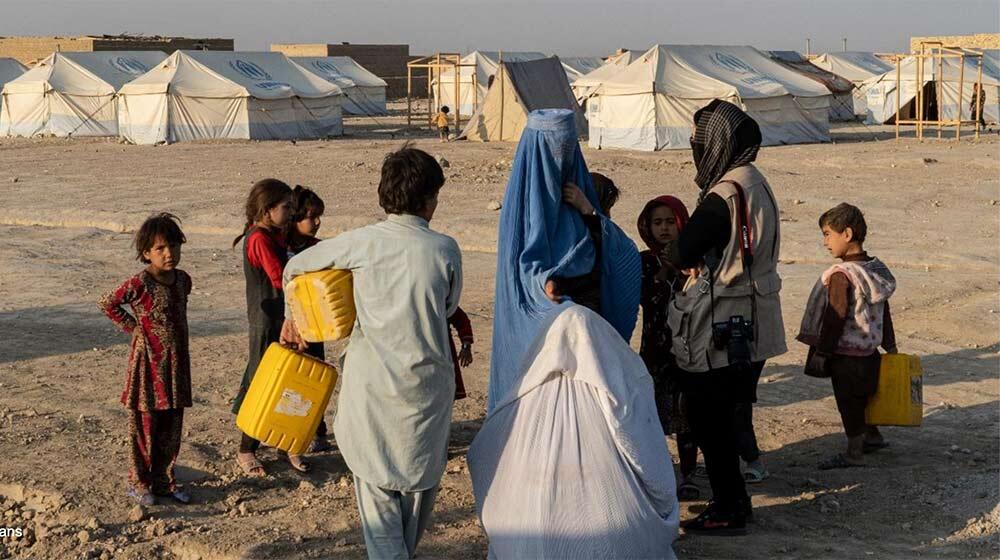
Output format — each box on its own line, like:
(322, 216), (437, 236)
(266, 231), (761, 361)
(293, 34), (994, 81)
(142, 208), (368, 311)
(275, 389), (313, 417)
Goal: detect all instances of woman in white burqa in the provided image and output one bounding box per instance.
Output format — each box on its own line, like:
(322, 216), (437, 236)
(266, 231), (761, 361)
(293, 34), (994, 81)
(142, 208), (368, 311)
(469, 109), (680, 559)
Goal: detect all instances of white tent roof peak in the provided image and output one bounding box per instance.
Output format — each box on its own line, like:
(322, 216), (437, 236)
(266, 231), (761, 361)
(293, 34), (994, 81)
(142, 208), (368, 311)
(3, 51), (166, 96)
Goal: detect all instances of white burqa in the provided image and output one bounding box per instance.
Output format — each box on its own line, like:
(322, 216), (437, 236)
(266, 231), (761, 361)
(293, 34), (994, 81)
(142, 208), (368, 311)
(468, 304), (679, 559)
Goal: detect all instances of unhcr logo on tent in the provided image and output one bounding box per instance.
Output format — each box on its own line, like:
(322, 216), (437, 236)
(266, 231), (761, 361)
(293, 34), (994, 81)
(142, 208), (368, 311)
(256, 81), (291, 90)
(229, 60), (272, 81)
(711, 52), (778, 87)
(310, 60), (343, 80)
(109, 57), (151, 76)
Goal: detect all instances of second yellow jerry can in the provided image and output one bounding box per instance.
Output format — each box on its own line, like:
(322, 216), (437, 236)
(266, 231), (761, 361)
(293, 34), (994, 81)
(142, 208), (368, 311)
(865, 353), (923, 427)
(286, 269), (357, 343)
(236, 343), (338, 455)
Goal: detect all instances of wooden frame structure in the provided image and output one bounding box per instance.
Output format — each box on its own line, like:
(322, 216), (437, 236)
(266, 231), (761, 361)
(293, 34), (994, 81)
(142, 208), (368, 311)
(406, 53), (479, 132)
(894, 42), (985, 141)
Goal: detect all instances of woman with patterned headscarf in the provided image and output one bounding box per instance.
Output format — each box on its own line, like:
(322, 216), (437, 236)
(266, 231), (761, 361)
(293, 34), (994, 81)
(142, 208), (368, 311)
(663, 99), (787, 536)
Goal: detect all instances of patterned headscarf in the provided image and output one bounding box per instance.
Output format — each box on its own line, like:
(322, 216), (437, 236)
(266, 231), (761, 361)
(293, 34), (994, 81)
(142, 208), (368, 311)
(691, 99), (762, 195)
(636, 196), (689, 253)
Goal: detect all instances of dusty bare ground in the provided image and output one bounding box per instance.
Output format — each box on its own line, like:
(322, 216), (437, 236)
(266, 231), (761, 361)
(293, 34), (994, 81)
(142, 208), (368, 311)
(0, 107), (998, 559)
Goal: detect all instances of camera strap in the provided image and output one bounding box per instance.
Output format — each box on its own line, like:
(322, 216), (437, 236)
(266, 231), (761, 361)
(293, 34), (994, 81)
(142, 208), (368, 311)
(716, 180), (758, 329)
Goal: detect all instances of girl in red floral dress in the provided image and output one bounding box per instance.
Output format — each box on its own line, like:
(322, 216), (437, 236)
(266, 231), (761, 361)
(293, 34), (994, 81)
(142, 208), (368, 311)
(99, 213), (192, 506)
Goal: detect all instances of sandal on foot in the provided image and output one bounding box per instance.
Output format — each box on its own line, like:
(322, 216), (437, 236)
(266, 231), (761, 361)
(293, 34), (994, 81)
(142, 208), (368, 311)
(743, 463), (770, 484)
(170, 489), (192, 504)
(126, 487), (155, 506)
(694, 465), (709, 479)
(818, 454), (864, 470)
(678, 481), (702, 501)
(862, 441), (890, 454)
(237, 453), (266, 477)
(308, 437), (332, 454)
(288, 454), (311, 473)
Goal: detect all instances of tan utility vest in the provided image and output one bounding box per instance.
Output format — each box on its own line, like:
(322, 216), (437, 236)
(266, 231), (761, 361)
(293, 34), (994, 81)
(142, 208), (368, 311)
(668, 164), (787, 372)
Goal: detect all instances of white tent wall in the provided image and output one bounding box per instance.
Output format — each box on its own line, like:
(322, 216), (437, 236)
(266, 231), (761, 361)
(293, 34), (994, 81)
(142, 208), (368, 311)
(293, 57), (387, 116)
(118, 51), (343, 144)
(811, 52), (894, 117)
(586, 45), (830, 151)
(1, 51), (165, 137)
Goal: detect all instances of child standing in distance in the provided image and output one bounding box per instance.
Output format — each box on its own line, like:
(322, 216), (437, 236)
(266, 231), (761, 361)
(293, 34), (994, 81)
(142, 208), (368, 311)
(99, 213), (192, 506)
(797, 203), (897, 470)
(636, 196), (701, 500)
(287, 185), (334, 452)
(435, 106), (451, 142)
(448, 308), (474, 400)
(231, 179), (311, 476)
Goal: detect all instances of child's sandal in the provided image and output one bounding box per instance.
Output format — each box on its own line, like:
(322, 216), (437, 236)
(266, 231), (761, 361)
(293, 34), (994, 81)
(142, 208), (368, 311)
(126, 487), (155, 506)
(288, 454), (311, 473)
(236, 453), (266, 477)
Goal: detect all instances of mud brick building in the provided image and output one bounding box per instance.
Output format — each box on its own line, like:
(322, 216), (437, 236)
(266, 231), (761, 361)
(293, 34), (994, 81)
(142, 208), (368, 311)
(0, 35), (233, 65)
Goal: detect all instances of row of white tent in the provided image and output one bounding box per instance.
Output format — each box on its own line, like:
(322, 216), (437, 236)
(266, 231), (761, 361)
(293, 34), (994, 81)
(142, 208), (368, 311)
(433, 46), (1000, 151)
(0, 50), (389, 144)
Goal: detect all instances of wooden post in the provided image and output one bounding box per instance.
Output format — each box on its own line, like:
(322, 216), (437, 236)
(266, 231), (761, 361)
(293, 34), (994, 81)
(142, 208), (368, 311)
(435, 53), (442, 123)
(900, 56), (903, 140)
(937, 52), (943, 139)
(472, 71), (479, 114)
(406, 65), (412, 127)
(498, 51), (505, 141)
(956, 52), (965, 140)
(975, 57), (984, 139)
(915, 51), (923, 140)
(427, 63), (433, 128)
(454, 57), (460, 132)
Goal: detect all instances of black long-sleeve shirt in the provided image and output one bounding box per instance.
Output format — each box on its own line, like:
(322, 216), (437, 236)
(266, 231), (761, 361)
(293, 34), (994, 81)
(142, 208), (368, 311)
(662, 192), (731, 269)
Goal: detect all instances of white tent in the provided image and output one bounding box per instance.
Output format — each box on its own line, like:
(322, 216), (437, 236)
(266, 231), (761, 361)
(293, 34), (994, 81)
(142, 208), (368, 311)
(769, 51), (856, 121)
(810, 52), (895, 118)
(461, 57), (587, 142)
(561, 56), (606, 84)
(579, 44), (832, 151)
(0, 58), (26, 124)
(571, 50), (639, 102)
(1, 51), (166, 137)
(117, 51), (344, 145)
(293, 56), (387, 116)
(432, 51), (546, 116)
(861, 54), (1000, 125)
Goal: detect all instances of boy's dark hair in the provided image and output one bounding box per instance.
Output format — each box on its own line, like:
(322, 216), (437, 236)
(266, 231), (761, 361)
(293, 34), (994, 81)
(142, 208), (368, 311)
(441, 106), (450, 114)
(378, 144), (445, 215)
(819, 202), (867, 244)
(135, 212), (186, 263)
(591, 172), (620, 214)
(291, 185), (325, 222)
(232, 178), (293, 247)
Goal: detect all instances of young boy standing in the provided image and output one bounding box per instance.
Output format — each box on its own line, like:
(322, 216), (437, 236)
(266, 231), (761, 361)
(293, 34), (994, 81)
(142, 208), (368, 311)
(281, 146), (461, 559)
(797, 203), (898, 469)
(435, 106), (451, 142)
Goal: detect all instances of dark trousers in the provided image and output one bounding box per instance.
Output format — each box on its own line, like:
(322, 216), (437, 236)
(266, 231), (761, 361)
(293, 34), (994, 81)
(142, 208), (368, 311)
(683, 361), (765, 512)
(830, 353), (880, 438)
(734, 364), (764, 463)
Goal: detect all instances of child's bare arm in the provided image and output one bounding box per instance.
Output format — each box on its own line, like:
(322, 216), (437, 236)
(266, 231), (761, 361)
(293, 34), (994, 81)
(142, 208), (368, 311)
(98, 278), (140, 334)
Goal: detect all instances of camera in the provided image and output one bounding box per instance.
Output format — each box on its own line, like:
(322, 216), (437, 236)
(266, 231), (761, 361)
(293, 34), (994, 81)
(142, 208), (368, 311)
(712, 315), (754, 370)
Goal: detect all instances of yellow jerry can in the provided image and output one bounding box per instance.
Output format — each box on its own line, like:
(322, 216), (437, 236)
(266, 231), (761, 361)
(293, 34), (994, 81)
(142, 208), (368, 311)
(286, 269), (356, 343)
(865, 353), (923, 427)
(236, 343), (338, 455)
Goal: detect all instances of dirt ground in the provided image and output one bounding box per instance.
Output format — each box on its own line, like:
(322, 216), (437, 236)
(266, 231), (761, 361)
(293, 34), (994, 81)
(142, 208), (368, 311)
(0, 107), (998, 559)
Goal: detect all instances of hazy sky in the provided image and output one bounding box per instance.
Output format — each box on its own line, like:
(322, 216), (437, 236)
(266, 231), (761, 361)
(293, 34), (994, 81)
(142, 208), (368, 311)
(3, 0), (997, 57)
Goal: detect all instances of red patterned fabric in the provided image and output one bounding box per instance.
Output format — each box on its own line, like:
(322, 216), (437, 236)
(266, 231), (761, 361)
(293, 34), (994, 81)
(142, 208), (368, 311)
(99, 270), (193, 411)
(128, 409), (184, 494)
(448, 307), (474, 400)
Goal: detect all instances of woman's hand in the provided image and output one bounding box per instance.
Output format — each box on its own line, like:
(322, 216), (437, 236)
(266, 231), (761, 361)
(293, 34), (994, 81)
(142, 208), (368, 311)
(562, 182), (595, 216)
(544, 279), (563, 303)
(279, 318), (306, 351)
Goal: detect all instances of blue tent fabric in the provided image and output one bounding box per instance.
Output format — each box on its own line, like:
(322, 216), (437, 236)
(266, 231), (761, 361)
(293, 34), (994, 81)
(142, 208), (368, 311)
(488, 109), (641, 411)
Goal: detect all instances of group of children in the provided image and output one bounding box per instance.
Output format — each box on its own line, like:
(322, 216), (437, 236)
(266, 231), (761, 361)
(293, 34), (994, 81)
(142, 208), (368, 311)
(99, 178), (475, 505)
(98, 164), (897, 512)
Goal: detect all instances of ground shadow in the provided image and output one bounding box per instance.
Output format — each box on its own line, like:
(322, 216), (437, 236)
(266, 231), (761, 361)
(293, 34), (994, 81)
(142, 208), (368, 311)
(0, 303), (245, 363)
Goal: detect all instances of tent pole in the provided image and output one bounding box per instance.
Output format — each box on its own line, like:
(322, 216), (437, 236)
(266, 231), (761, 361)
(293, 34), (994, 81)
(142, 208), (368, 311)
(407, 65), (412, 127)
(916, 49), (923, 140)
(436, 53), (442, 125)
(427, 62), (433, 129)
(454, 57), (460, 132)
(498, 51), (505, 141)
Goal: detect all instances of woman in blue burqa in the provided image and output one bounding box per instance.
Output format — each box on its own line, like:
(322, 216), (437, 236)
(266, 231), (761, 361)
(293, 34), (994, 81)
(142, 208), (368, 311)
(473, 109), (678, 559)
(488, 108), (642, 411)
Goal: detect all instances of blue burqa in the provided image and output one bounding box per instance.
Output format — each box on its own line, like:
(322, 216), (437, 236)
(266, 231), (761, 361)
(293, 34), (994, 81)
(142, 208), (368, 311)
(488, 109), (641, 411)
